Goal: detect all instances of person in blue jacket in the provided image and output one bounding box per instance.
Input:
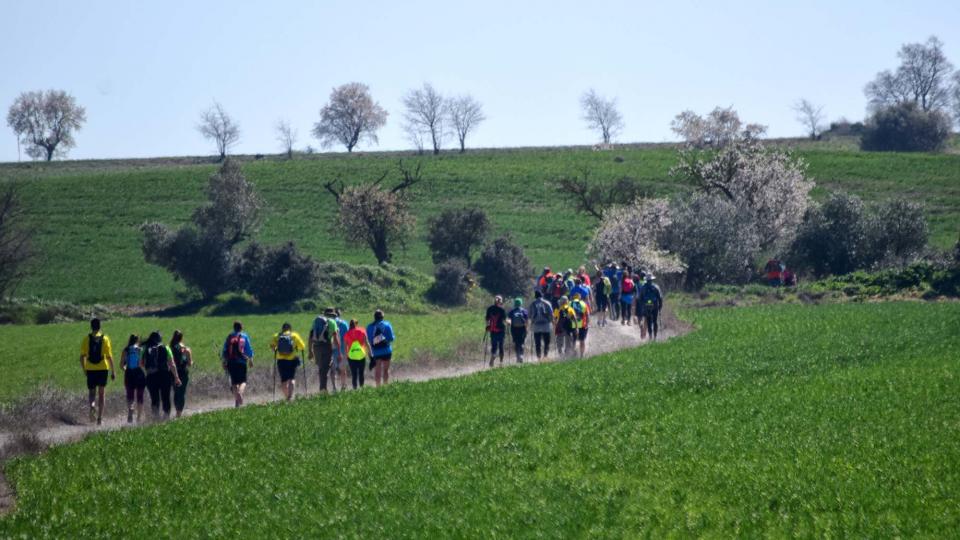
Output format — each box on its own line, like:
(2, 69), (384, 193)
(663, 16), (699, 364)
(221, 320), (254, 407)
(367, 309), (395, 387)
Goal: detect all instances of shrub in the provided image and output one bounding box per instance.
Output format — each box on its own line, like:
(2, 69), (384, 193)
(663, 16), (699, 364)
(860, 103), (952, 152)
(663, 194), (760, 289)
(790, 192), (869, 278)
(428, 260), (471, 306)
(141, 224), (236, 299)
(474, 235), (531, 296)
(236, 241), (320, 305)
(865, 199), (928, 265)
(426, 208), (489, 265)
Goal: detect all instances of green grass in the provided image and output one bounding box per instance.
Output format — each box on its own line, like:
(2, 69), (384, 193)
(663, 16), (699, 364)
(0, 309), (482, 404)
(4, 146), (958, 305)
(2, 302), (959, 536)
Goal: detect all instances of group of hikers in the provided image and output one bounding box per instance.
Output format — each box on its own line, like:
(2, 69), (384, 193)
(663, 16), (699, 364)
(77, 261), (664, 425)
(78, 309), (396, 425)
(484, 263), (663, 366)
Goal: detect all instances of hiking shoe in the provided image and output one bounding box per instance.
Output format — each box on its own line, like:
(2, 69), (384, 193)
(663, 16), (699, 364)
(96, 417), (102, 426)
(127, 410), (133, 423)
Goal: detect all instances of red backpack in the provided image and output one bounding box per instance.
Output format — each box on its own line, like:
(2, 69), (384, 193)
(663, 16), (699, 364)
(622, 278), (635, 294)
(226, 334), (247, 362)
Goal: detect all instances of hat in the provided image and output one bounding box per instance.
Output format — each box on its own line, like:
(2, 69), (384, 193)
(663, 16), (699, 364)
(514, 297), (523, 307)
(323, 307), (336, 316)
(645, 274), (655, 281)
(543, 266), (551, 272)
(559, 295), (569, 304)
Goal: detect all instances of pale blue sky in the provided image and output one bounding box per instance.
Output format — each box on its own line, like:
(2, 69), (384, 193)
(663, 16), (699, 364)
(2, 0), (959, 161)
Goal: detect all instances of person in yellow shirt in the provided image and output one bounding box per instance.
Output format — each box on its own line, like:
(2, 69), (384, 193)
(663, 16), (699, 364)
(553, 296), (577, 358)
(569, 293), (591, 358)
(271, 322), (306, 401)
(79, 318), (115, 425)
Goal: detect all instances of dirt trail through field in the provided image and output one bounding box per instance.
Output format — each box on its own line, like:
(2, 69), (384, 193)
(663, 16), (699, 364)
(0, 311), (691, 515)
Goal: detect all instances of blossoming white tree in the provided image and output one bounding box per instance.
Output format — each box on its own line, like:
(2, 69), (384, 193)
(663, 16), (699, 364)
(587, 198), (685, 277)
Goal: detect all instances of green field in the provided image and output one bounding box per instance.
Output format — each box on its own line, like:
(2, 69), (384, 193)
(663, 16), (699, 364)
(0, 309), (480, 403)
(2, 302), (958, 536)
(3, 146), (959, 305)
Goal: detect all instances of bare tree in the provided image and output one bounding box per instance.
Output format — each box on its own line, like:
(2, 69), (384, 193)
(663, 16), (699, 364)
(446, 95), (485, 153)
(953, 72), (960, 128)
(403, 83), (447, 155)
(6, 90), (86, 161)
(793, 99), (826, 140)
(0, 185), (34, 298)
(312, 82), (388, 153)
(197, 102), (240, 161)
(865, 36), (955, 112)
(323, 161), (423, 263)
(275, 119), (298, 159)
(671, 107), (766, 149)
(580, 89), (624, 144)
(403, 123), (425, 155)
(557, 167), (645, 221)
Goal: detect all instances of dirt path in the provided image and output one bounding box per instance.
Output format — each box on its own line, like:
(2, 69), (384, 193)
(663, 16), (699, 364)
(0, 313), (690, 516)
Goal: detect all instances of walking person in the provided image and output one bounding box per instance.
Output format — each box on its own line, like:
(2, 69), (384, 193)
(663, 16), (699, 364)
(367, 310), (395, 386)
(144, 331), (181, 419)
(570, 278), (592, 311)
(309, 308), (341, 393)
(170, 330), (193, 418)
(554, 296), (576, 358)
(507, 297), (529, 363)
(80, 318), (115, 425)
(332, 309), (350, 391)
(620, 272), (636, 326)
(605, 264), (622, 321)
(120, 334), (145, 424)
(570, 293), (591, 358)
(485, 296), (507, 366)
(221, 321), (254, 407)
(343, 319), (369, 389)
(639, 274), (664, 340)
(593, 269), (610, 327)
(530, 291), (554, 360)
(271, 322), (306, 401)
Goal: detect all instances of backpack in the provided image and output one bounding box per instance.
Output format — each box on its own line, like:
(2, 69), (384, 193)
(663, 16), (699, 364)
(226, 334), (247, 362)
(641, 283), (660, 305)
(550, 280), (565, 298)
(532, 300), (552, 324)
(348, 339), (366, 361)
(570, 301), (585, 325)
(602, 276), (611, 295)
(622, 278), (635, 294)
(372, 323), (387, 347)
(145, 344), (168, 374)
(171, 343), (188, 371)
(87, 334), (103, 364)
(277, 333), (295, 355)
(312, 316), (330, 343)
(510, 309), (527, 328)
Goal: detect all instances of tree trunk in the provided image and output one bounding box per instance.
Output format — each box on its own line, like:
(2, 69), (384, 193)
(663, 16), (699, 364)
(372, 233), (391, 264)
(459, 138), (466, 153)
(45, 146), (54, 161)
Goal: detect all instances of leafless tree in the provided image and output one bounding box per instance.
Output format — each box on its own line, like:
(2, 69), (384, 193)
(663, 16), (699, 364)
(6, 90), (86, 161)
(865, 36), (955, 112)
(312, 82), (388, 153)
(0, 185), (34, 298)
(197, 102), (240, 161)
(324, 161), (423, 263)
(446, 95), (485, 153)
(403, 123), (425, 155)
(403, 83), (447, 155)
(275, 119), (298, 159)
(580, 89), (623, 144)
(952, 72), (960, 128)
(671, 107), (766, 149)
(557, 167), (645, 221)
(793, 99), (826, 140)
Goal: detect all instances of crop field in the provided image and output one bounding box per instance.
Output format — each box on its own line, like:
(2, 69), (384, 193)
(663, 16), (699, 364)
(3, 145), (959, 305)
(0, 309), (480, 403)
(2, 302), (958, 536)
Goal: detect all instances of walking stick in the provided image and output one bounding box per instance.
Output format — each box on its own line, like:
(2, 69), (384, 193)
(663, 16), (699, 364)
(480, 329), (488, 366)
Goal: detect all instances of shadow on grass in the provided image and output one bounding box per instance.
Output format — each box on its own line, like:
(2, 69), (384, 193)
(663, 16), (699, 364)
(136, 295), (303, 319)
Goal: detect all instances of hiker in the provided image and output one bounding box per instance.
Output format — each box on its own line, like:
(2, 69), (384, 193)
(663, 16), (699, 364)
(308, 308), (341, 393)
(485, 296), (507, 366)
(639, 274), (664, 340)
(222, 321), (254, 407)
(570, 277), (592, 310)
(170, 330), (193, 418)
(634, 270), (648, 338)
(554, 296), (576, 358)
(508, 297), (529, 363)
(764, 259), (783, 286)
(593, 269), (610, 327)
(530, 290), (554, 360)
(332, 309), (350, 391)
(343, 319), (369, 389)
(620, 272), (636, 326)
(536, 266), (553, 295)
(570, 293), (591, 358)
(548, 272), (567, 309)
(120, 334), (144, 424)
(604, 264), (622, 321)
(272, 322), (306, 401)
(144, 331), (182, 419)
(367, 309), (395, 386)
(80, 318), (115, 425)
(576, 265), (592, 287)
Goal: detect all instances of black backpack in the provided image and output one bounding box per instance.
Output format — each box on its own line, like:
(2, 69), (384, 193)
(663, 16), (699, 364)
(172, 344), (188, 372)
(277, 333), (295, 354)
(145, 344), (168, 374)
(87, 334), (103, 364)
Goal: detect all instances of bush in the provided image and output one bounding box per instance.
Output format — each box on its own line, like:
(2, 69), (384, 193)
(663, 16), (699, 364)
(426, 208), (489, 265)
(141, 224), (236, 299)
(790, 193), (869, 278)
(865, 199), (928, 265)
(427, 260), (472, 306)
(474, 235), (531, 296)
(236, 242), (320, 305)
(860, 103), (952, 152)
(663, 194), (759, 289)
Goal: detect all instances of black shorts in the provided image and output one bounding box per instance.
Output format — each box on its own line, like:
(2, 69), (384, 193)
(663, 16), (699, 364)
(596, 294), (609, 310)
(373, 354), (392, 363)
(86, 370), (109, 389)
(578, 328), (589, 341)
(277, 359), (300, 382)
(227, 362), (247, 386)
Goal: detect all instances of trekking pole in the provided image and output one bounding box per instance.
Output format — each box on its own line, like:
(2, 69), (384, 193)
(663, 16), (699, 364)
(480, 330), (487, 366)
(301, 352), (308, 398)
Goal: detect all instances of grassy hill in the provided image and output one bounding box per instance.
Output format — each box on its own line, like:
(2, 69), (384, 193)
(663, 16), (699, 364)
(3, 146), (959, 305)
(3, 302), (959, 536)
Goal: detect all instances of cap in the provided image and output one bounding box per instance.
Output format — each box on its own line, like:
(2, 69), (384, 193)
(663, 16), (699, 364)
(646, 274), (655, 281)
(514, 297), (523, 307)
